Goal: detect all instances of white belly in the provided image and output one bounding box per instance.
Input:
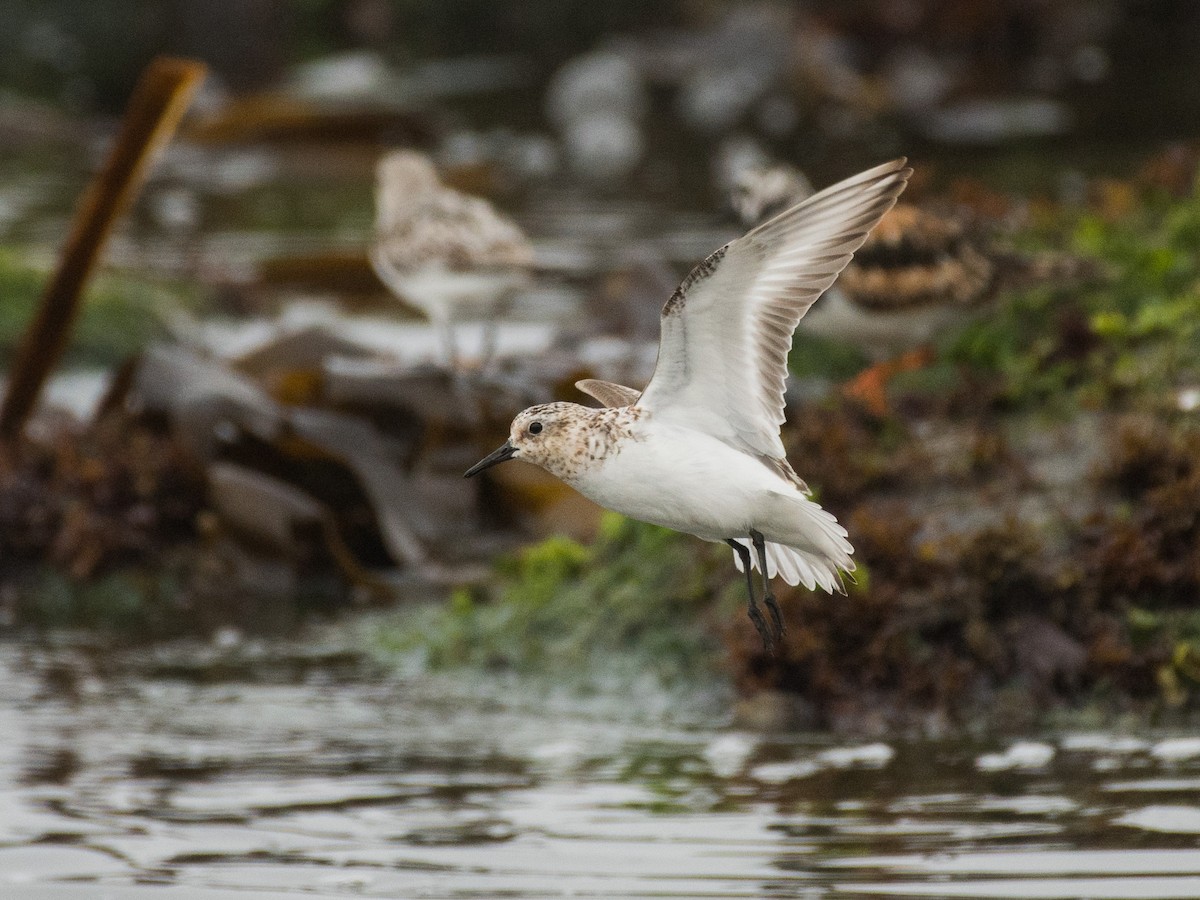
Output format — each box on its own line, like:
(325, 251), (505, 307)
(375, 264), (528, 322)
(567, 423), (791, 542)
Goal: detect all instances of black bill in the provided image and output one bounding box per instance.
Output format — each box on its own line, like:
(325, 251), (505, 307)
(464, 440), (517, 477)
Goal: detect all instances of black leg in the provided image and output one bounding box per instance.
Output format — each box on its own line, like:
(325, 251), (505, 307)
(751, 531), (785, 641)
(727, 539), (772, 652)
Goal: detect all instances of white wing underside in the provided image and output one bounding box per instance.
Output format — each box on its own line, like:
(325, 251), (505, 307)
(636, 158), (912, 459)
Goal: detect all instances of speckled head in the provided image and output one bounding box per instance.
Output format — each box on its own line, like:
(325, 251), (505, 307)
(375, 150), (441, 229)
(464, 402), (638, 482)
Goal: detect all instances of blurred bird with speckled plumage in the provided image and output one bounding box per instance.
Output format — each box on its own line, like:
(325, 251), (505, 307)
(371, 150), (533, 369)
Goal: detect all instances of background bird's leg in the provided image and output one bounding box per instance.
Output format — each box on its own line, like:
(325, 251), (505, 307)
(432, 311), (461, 373)
(480, 285), (516, 373)
(727, 539), (772, 651)
(751, 530), (784, 640)
(479, 313), (498, 372)
(437, 310), (483, 416)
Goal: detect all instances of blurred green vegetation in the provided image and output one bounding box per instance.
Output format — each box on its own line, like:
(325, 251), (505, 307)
(940, 188), (1200, 409)
(376, 512), (729, 687)
(787, 333), (869, 382)
(1128, 606), (1200, 710)
(0, 0), (685, 112)
(785, 183), (1200, 403)
(14, 565), (186, 633)
(0, 250), (200, 367)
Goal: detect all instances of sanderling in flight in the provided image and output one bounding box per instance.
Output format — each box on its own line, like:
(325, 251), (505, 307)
(731, 160), (1099, 411)
(466, 158), (912, 650)
(371, 150), (534, 369)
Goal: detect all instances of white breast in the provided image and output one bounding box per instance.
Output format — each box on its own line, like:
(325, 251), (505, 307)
(568, 419), (790, 541)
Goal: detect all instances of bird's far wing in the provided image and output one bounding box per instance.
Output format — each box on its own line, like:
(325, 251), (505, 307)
(636, 158), (911, 458)
(575, 379), (641, 408)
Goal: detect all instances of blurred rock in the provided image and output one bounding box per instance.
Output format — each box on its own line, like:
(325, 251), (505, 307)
(131, 344), (284, 460)
(286, 406), (429, 566)
(883, 46), (958, 115)
(919, 97), (1073, 145)
(560, 112), (644, 185)
(545, 50), (646, 129)
(676, 6), (795, 133)
(546, 49), (647, 185)
(207, 461), (326, 555)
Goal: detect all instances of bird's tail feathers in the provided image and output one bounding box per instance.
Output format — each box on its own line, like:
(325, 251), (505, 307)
(730, 493), (855, 595)
(730, 538), (853, 595)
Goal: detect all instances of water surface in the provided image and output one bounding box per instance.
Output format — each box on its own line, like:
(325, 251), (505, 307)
(2, 637), (1199, 899)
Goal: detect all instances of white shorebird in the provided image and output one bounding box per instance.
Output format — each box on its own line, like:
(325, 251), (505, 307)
(371, 150), (534, 369)
(466, 158), (912, 649)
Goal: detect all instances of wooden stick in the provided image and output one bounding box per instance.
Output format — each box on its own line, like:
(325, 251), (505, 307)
(0, 56), (207, 441)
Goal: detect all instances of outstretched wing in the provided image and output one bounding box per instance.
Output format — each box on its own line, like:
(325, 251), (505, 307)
(636, 159), (911, 459)
(575, 379), (641, 409)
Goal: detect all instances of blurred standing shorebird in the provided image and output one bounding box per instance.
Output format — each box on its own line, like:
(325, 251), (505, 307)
(467, 159), (912, 650)
(731, 161), (1097, 412)
(371, 150), (534, 370)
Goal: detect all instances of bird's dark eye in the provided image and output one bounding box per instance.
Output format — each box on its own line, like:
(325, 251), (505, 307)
(529, 422), (543, 435)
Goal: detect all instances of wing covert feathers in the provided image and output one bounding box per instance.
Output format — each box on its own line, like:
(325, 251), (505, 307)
(575, 379), (641, 408)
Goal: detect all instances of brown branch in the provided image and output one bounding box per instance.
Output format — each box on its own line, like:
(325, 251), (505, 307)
(0, 56), (207, 442)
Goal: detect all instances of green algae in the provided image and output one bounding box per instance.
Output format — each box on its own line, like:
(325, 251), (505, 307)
(0, 250), (201, 367)
(941, 188), (1200, 408)
(12, 564), (188, 633)
(375, 513), (731, 688)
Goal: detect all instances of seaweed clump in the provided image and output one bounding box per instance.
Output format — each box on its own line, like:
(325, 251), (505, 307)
(0, 412), (207, 632)
(719, 403), (1200, 733)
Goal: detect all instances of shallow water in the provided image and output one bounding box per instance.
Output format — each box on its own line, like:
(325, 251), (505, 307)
(3, 637), (1199, 900)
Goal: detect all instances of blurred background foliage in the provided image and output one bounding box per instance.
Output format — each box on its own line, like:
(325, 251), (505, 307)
(0, 0), (679, 108)
(2, 0), (1200, 145)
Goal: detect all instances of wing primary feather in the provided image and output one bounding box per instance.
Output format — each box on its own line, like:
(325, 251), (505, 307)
(637, 158), (912, 462)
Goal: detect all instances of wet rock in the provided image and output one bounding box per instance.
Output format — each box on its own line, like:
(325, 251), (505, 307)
(560, 112), (644, 185)
(207, 461), (326, 555)
(287, 406), (428, 566)
(545, 51), (646, 128)
(1008, 615), (1088, 695)
(131, 344), (285, 460)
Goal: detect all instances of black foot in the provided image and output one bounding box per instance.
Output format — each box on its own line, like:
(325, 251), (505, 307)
(751, 530), (785, 644)
(747, 599), (773, 652)
(763, 590), (785, 642)
(727, 538), (774, 654)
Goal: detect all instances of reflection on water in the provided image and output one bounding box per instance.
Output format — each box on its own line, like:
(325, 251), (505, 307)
(2, 639), (1199, 899)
